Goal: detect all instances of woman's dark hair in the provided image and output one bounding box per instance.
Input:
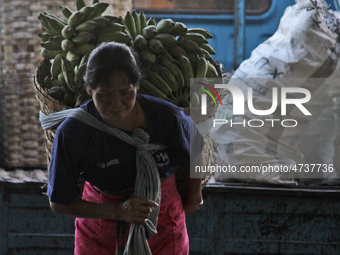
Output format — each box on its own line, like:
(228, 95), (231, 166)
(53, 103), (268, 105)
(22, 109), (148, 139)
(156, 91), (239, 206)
(84, 42), (141, 90)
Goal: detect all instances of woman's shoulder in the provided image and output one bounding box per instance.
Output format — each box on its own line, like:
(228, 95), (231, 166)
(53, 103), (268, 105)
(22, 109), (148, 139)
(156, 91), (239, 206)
(137, 94), (188, 120)
(56, 99), (96, 137)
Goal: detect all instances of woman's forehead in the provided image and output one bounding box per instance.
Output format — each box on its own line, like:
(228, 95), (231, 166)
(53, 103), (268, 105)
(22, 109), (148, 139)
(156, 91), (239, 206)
(98, 71), (131, 86)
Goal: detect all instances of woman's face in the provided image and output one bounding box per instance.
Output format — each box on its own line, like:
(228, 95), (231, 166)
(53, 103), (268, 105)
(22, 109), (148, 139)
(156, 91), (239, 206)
(86, 70), (138, 126)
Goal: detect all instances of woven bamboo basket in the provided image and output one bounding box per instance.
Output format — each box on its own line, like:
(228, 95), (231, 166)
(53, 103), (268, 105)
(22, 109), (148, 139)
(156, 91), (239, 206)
(33, 60), (71, 169)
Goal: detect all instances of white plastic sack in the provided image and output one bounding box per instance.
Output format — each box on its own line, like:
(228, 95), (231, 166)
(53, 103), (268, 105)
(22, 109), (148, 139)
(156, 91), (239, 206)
(211, 0), (340, 185)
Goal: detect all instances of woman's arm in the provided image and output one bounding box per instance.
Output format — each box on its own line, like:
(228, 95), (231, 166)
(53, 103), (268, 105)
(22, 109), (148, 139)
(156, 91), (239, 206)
(183, 154), (205, 214)
(50, 197), (158, 224)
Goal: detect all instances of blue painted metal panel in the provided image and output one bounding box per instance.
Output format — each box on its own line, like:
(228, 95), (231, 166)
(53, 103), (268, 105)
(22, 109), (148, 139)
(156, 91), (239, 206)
(234, 0), (245, 69)
(0, 182), (75, 254)
(186, 184), (340, 254)
(2, 181), (340, 254)
(335, 0), (340, 10)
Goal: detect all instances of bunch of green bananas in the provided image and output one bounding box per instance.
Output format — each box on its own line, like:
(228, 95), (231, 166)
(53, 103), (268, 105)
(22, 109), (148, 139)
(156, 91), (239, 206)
(123, 12), (220, 107)
(38, 0), (220, 108)
(38, 0), (131, 107)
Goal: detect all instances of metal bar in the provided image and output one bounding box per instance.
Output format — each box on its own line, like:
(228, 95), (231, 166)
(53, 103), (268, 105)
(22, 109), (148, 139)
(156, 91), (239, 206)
(334, 0), (340, 10)
(234, 0), (246, 69)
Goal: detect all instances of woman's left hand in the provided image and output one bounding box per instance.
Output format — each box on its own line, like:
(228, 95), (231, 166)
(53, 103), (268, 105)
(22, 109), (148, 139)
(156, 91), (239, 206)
(183, 178), (203, 215)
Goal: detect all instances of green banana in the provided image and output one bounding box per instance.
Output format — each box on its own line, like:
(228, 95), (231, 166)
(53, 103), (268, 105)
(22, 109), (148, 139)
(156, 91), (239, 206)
(66, 50), (81, 63)
(41, 40), (62, 51)
(179, 33), (208, 44)
(206, 61), (218, 78)
(139, 49), (156, 65)
(141, 79), (168, 100)
(148, 71), (173, 96)
(79, 53), (90, 66)
(159, 65), (179, 92)
(72, 31), (93, 44)
(124, 11), (137, 39)
(75, 20), (97, 33)
(158, 50), (174, 62)
(162, 59), (185, 88)
(178, 55), (194, 88)
(139, 11), (147, 30)
(68, 11), (85, 28)
(79, 6), (95, 21)
(51, 35), (64, 43)
(200, 48), (213, 62)
(76, 0), (86, 11)
(61, 39), (75, 51)
(76, 64), (87, 81)
(142, 25), (157, 39)
(39, 48), (61, 59)
(96, 23), (125, 36)
(155, 33), (176, 48)
(169, 22), (187, 36)
(195, 57), (208, 78)
(103, 15), (125, 24)
(60, 83), (72, 93)
(187, 53), (199, 71)
(44, 76), (59, 89)
(88, 2), (109, 19)
(61, 57), (76, 92)
(61, 25), (75, 39)
(199, 43), (216, 55)
(48, 86), (64, 101)
(41, 35), (63, 50)
(58, 72), (66, 86)
(59, 6), (73, 21)
(191, 92), (200, 106)
(74, 65), (84, 87)
(91, 0), (100, 5)
(132, 10), (141, 35)
(148, 38), (164, 54)
(156, 19), (175, 34)
(38, 14), (55, 34)
(43, 13), (66, 35)
(146, 17), (156, 26)
(91, 16), (110, 28)
(133, 35), (148, 49)
(50, 53), (62, 80)
(169, 46), (187, 59)
(97, 31), (131, 44)
(38, 32), (54, 42)
(187, 28), (213, 39)
(177, 38), (201, 53)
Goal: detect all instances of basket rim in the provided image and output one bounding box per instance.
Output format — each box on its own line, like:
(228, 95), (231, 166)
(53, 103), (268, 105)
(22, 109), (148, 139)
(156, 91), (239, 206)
(33, 60), (71, 115)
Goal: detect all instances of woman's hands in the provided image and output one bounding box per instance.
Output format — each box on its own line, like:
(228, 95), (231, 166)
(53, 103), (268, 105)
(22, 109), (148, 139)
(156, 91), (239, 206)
(183, 178), (203, 214)
(49, 196), (158, 224)
(183, 153), (205, 214)
(118, 198), (159, 224)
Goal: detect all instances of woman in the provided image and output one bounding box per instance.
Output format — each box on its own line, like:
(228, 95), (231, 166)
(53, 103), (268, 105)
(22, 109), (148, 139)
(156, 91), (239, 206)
(47, 42), (205, 255)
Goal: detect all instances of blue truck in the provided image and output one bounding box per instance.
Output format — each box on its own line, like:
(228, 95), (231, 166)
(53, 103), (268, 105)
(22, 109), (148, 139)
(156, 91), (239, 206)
(1, 0), (340, 254)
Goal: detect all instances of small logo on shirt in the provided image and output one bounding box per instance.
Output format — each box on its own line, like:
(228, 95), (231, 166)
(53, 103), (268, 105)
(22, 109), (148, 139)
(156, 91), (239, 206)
(97, 159), (119, 168)
(152, 151), (170, 168)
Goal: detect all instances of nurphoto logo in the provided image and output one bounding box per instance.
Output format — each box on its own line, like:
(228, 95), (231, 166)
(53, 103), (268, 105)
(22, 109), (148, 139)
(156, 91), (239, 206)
(190, 78), (312, 128)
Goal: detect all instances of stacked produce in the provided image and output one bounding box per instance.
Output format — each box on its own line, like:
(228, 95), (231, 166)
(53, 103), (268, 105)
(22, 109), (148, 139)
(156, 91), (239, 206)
(38, 0), (221, 108)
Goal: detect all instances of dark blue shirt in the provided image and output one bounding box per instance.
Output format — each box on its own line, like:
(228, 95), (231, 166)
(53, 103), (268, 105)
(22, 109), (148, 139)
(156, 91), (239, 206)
(47, 94), (204, 204)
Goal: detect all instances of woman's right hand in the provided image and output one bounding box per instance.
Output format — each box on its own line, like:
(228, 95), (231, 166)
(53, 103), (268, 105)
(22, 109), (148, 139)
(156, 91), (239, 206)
(118, 198), (159, 224)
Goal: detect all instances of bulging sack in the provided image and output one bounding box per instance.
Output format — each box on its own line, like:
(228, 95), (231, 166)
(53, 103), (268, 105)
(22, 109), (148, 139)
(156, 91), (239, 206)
(211, 0), (340, 184)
